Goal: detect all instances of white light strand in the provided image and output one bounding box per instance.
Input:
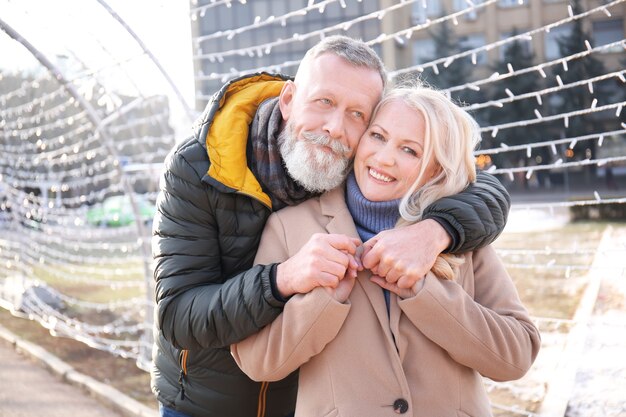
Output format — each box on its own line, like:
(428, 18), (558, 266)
(2, 110), (90, 135)
(7, 297), (150, 358)
(194, 0), (340, 44)
(509, 197), (626, 211)
(189, 0), (248, 16)
(0, 74), (63, 103)
(2, 257), (143, 288)
(193, 0), (497, 76)
(491, 401), (541, 417)
(194, 2), (624, 84)
(0, 123), (94, 154)
(391, 0), (624, 78)
(497, 247), (602, 257)
(465, 69), (626, 112)
(475, 130), (625, 156)
(0, 85), (68, 118)
(480, 101), (626, 134)
(0, 135), (172, 168)
(490, 155), (626, 176)
(1, 3), (625, 407)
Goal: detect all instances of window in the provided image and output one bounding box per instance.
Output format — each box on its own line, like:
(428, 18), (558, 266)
(592, 19), (624, 53)
(453, 0), (485, 20)
(412, 0), (442, 24)
(499, 0), (525, 7)
(544, 24), (572, 60)
(413, 38), (436, 65)
(460, 34), (487, 65)
(251, 2), (270, 23)
(499, 30), (532, 61)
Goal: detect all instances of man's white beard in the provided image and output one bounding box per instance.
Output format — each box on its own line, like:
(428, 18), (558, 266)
(279, 122), (351, 193)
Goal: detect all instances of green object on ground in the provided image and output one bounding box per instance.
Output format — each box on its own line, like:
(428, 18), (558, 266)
(86, 195), (155, 227)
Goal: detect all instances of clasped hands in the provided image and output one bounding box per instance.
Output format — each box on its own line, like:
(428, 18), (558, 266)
(276, 220), (450, 302)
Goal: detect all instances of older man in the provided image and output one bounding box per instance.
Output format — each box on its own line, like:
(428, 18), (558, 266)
(152, 35), (509, 417)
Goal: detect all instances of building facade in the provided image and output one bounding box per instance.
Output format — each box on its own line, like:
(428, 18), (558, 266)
(190, 0), (624, 108)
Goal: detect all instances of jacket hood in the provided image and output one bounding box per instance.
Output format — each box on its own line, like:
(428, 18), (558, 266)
(195, 73), (291, 208)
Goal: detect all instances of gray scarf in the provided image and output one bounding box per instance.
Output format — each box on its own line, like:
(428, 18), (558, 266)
(248, 98), (314, 210)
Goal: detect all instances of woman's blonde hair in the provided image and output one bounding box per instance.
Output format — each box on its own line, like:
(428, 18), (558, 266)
(373, 86), (480, 280)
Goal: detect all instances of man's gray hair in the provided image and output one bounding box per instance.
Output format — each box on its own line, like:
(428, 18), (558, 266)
(303, 35), (387, 89)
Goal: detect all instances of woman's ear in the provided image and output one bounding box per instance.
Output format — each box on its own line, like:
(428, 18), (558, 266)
(278, 80), (295, 121)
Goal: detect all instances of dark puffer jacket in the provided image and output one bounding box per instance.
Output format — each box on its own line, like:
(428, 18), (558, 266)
(151, 73), (511, 417)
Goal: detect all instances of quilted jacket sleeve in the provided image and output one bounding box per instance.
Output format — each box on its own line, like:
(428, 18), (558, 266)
(422, 171), (510, 253)
(152, 138), (284, 350)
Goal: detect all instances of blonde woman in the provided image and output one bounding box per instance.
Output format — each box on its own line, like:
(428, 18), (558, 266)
(231, 86), (540, 417)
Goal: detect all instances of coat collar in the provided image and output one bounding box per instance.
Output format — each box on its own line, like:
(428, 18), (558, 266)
(203, 73), (287, 208)
(319, 185), (395, 332)
(319, 185), (360, 239)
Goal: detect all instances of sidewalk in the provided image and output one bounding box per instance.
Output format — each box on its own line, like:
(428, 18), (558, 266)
(564, 225), (626, 417)
(0, 339), (123, 417)
(0, 326), (157, 417)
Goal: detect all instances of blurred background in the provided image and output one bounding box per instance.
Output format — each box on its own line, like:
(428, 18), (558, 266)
(1, 0), (625, 416)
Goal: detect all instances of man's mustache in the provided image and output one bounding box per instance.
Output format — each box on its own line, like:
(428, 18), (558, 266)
(301, 131), (350, 157)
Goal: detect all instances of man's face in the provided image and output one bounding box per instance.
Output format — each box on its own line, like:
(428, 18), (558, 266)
(278, 53), (384, 192)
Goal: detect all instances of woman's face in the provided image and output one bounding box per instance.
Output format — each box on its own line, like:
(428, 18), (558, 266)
(354, 99), (437, 202)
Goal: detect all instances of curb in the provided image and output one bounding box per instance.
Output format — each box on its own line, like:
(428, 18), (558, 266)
(0, 324), (158, 417)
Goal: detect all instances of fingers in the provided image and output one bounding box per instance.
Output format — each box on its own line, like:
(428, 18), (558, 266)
(369, 275), (419, 299)
(322, 234), (361, 256)
(346, 253), (361, 276)
(396, 274), (422, 289)
(306, 235), (352, 267)
(361, 237), (380, 270)
(329, 273), (356, 302)
(362, 229), (433, 285)
(316, 272), (341, 288)
(284, 234), (363, 295)
(369, 275), (392, 291)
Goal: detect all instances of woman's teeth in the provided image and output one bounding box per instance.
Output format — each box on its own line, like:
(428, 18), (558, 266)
(369, 168), (393, 182)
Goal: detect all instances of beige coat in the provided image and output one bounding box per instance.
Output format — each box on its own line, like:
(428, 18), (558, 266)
(232, 187), (541, 417)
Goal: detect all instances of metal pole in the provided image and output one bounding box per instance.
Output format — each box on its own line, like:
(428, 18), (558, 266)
(95, 0), (195, 123)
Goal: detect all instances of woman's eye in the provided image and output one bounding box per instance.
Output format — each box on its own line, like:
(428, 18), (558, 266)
(402, 147), (418, 156)
(371, 132), (384, 141)
(320, 98), (332, 105)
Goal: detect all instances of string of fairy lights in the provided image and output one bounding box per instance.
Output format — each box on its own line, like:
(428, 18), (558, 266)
(192, 0), (622, 81)
(1, 0), (625, 414)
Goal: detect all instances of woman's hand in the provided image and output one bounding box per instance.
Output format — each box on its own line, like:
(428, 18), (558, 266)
(369, 274), (425, 299)
(325, 272), (356, 303)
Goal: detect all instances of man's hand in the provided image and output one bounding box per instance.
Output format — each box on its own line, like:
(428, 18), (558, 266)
(361, 219), (450, 289)
(276, 233), (362, 298)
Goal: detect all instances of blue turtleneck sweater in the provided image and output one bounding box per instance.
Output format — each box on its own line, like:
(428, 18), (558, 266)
(345, 171), (400, 312)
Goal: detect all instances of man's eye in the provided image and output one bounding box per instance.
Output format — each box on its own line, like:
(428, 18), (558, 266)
(353, 111), (364, 119)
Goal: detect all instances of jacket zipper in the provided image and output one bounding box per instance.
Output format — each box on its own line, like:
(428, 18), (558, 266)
(178, 349), (188, 400)
(178, 349), (269, 414)
(256, 381), (269, 417)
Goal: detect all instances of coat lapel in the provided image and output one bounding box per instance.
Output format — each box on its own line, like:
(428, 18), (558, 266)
(319, 187), (392, 336)
(319, 187), (359, 238)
